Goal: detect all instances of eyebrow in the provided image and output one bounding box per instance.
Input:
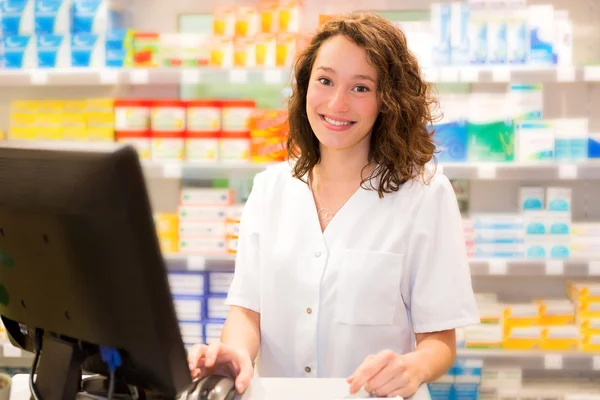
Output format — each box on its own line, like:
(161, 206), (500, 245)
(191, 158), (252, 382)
(316, 66), (377, 83)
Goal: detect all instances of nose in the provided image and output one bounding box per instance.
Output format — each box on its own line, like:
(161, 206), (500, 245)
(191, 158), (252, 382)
(328, 88), (350, 113)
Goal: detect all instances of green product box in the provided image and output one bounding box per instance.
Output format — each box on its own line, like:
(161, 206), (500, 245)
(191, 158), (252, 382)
(467, 120), (515, 162)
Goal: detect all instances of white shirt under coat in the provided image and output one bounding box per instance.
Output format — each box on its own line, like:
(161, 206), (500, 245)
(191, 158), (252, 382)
(225, 161), (480, 379)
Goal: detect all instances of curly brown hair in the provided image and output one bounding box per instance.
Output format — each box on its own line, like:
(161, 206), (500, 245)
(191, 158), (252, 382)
(287, 12), (441, 197)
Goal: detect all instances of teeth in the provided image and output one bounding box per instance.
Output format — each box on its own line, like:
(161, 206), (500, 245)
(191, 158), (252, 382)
(324, 116), (352, 126)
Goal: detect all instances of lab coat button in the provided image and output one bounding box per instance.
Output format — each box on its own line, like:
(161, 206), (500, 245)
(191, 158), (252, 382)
(306, 307), (312, 314)
(305, 366), (311, 373)
(314, 251), (321, 258)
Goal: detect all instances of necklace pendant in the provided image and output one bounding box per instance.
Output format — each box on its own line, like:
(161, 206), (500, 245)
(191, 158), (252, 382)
(317, 208), (334, 221)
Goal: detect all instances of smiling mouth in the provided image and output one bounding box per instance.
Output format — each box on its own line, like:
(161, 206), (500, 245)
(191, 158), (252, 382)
(320, 114), (356, 127)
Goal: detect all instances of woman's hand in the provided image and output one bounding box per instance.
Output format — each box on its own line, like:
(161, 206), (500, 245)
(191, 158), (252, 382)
(347, 350), (425, 398)
(187, 341), (254, 393)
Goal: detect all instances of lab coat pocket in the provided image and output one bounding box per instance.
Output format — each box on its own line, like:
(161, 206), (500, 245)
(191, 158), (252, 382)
(335, 249), (403, 326)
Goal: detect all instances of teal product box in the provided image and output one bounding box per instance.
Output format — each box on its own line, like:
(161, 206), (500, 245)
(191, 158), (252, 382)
(520, 187), (544, 211)
(34, 0), (70, 34)
(467, 120), (515, 162)
(428, 373), (454, 400)
(431, 2), (451, 66)
(71, 32), (105, 67)
(433, 121), (468, 162)
(36, 33), (70, 67)
(589, 133), (600, 158)
(2, 34), (36, 68)
(1, 0), (34, 35)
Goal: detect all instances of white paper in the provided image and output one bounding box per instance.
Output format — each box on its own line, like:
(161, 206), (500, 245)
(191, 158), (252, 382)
(544, 354), (563, 370)
(556, 67), (576, 82)
(489, 260), (507, 275)
(181, 69), (202, 85)
(99, 69), (119, 84)
(477, 165), (497, 179)
(545, 261), (564, 276)
(558, 164), (578, 179)
(30, 71), (48, 85)
(230, 69), (248, 84)
(130, 69), (149, 84)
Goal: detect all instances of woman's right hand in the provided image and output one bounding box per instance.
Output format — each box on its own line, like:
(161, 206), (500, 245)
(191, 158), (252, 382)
(187, 341), (254, 393)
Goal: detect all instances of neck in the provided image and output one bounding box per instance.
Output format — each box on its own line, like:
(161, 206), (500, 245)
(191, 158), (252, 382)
(317, 144), (371, 184)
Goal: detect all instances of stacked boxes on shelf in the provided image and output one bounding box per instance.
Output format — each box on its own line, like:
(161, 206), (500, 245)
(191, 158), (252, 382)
(459, 282), (600, 353)
(178, 187), (241, 256)
(167, 268), (235, 349)
(154, 212), (179, 254)
(9, 98), (114, 141)
(428, 359), (483, 400)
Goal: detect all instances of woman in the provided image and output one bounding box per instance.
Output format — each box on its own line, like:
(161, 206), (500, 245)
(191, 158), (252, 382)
(188, 12), (479, 398)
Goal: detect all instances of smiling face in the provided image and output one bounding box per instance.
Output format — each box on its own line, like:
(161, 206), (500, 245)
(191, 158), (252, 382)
(306, 35), (381, 155)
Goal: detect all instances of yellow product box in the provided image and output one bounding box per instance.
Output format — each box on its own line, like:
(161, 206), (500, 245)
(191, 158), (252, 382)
(540, 325), (579, 351)
(62, 113), (88, 140)
(213, 5), (236, 37)
(503, 304), (540, 330)
(259, 0), (279, 33)
(0, 129), (4, 140)
(11, 100), (40, 114)
(87, 113), (115, 141)
(276, 33), (297, 67)
(86, 98), (114, 113)
(580, 332), (600, 352)
(277, 0), (301, 33)
(158, 235), (179, 254)
(478, 302), (502, 325)
(464, 324), (503, 349)
(579, 317), (600, 334)
(537, 299), (576, 325)
(503, 326), (542, 350)
(209, 37), (234, 68)
(63, 100), (86, 113)
(577, 300), (600, 319)
(255, 33), (277, 68)
(38, 100), (64, 114)
(235, 6), (259, 37)
(233, 37), (256, 68)
(154, 213), (179, 237)
(35, 114), (63, 140)
(568, 282), (600, 303)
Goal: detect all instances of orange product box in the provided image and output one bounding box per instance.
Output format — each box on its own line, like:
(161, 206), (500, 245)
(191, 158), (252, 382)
(133, 32), (160, 67)
(209, 36), (234, 68)
(249, 109), (289, 162)
(234, 37), (256, 68)
(155, 213), (179, 236)
(258, 0), (279, 33)
(277, 0), (301, 33)
(255, 33), (277, 67)
(276, 33), (297, 67)
(213, 5), (236, 37)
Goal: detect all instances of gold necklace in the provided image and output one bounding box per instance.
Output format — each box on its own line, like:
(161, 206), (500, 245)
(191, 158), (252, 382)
(311, 166), (356, 221)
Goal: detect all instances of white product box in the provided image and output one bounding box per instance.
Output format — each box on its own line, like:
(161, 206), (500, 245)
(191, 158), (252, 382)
(468, 0), (487, 64)
(506, 0), (528, 64)
(178, 220), (227, 237)
(207, 296), (228, 319)
(547, 187), (571, 213)
(180, 188), (234, 206)
(431, 2), (451, 66)
(450, 2), (469, 66)
(516, 120), (555, 162)
(528, 5), (555, 65)
(520, 186), (544, 211)
(179, 322), (203, 344)
(208, 271), (235, 294)
(179, 205), (228, 221)
(168, 272), (205, 296)
(178, 237), (227, 255)
(173, 297), (204, 322)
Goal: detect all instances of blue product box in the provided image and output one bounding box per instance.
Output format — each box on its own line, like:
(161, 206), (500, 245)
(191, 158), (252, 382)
(105, 28), (128, 67)
(207, 270), (235, 295)
(172, 295), (205, 323)
(433, 121), (468, 162)
(71, 32), (105, 67)
(36, 33), (69, 67)
(168, 271), (207, 297)
(1, 0), (34, 35)
(71, 0), (123, 33)
(34, 0), (70, 34)
(2, 34), (36, 68)
(589, 134), (600, 159)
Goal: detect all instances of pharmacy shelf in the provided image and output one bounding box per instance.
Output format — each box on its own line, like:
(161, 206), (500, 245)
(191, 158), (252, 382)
(424, 65), (600, 83)
(164, 253), (235, 271)
(0, 67), (293, 86)
(457, 349), (600, 372)
(142, 161), (600, 181)
(470, 259), (600, 277)
(439, 162), (600, 180)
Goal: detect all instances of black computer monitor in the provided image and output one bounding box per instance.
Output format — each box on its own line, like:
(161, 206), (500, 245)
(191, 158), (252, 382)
(0, 142), (192, 399)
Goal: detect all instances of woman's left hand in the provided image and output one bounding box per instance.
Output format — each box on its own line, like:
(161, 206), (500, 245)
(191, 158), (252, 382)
(347, 350), (425, 398)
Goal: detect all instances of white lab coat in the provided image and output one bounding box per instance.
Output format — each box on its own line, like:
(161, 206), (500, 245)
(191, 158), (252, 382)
(226, 161), (480, 379)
